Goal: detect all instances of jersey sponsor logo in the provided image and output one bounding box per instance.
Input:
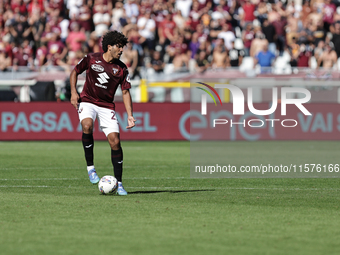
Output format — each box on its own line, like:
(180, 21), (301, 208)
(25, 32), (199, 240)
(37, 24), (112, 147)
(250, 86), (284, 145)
(95, 60), (101, 63)
(112, 68), (118, 75)
(95, 83), (107, 89)
(91, 64), (104, 72)
(97, 72), (110, 84)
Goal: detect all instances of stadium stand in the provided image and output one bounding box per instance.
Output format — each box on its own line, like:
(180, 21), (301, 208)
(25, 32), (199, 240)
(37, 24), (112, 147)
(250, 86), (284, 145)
(1, 0), (340, 102)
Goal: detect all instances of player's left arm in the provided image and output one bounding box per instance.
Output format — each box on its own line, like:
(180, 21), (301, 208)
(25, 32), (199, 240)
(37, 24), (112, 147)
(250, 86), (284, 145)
(122, 89), (136, 129)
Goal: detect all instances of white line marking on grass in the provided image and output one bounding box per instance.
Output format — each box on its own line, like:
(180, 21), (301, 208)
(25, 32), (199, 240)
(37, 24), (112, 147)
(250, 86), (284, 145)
(125, 186), (340, 191)
(0, 167), (83, 171)
(0, 185), (57, 188)
(0, 185), (88, 188)
(125, 177), (189, 180)
(0, 177), (189, 181)
(0, 178), (82, 181)
(0, 166), (170, 171)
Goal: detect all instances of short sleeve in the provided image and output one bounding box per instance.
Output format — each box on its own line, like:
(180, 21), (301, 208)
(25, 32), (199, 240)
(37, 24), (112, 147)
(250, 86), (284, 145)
(121, 69), (131, 90)
(74, 54), (89, 74)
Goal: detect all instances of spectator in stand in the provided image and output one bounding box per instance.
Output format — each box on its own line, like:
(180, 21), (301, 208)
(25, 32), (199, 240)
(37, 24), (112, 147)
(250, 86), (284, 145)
(286, 11), (300, 47)
(35, 42), (48, 67)
(137, 9), (156, 55)
(175, 0), (192, 18)
(331, 21), (340, 58)
(66, 22), (87, 54)
(78, 3), (93, 38)
(45, 16), (62, 40)
(287, 36), (301, 67)
(173, 9), (186, 33)
(229, 0), (243, 32)
(44, 0), (64, 19)
(227, 40), (245, 67)
(0, 49), (11, 71)
(148, 50), (165, 73)
(46, 32), (68, 67)
(307, 2), (323, 27)
(166, 34), (189, 71)
(158, 11), (176, 49)
(124, 0), (139, 24)
(314, 40), (325, 65)
(121, 42), (139, 78)
(86, 33), (102, 53)
(11, 0), (27, 15)
(272, 15), (287, 56)
(322, 0), (336, 32)
(317, 42), (337, 70)
(41, 22), (56, 44)
(57, 49), (84, 72)
(296, 21), (314, 45)
(93, 3), (111, 38)
(7, 10), (28, 45)
(262, 18), (276, 56)
(254, 41), (276, 73)
(111, 1), (124, 31)
(20, 13), (37, 45)
(296, 44), (313, 68)
(188, 1), (202, 31)
(241, 23), (254, 56)
(256, 1), (268, 25)
(241, 0), (256, 28)
(211, 4), (227, 22)
(211, 41), (227, 69)
(93, 0), (112, 14)
(217, 22), (235, 50)
(0, 30), (13, 63)
(12, 39), (34, 70)
(250, 26), (267, 57)
(27, 0), (44, 16)
(312, 19), (327, 47)
(189, 32), (200, 59)
(197, 0), (212, 12)
(195, 50), (210, 73)
(194, 23), (209, 47)
(300, 0), (312, 27)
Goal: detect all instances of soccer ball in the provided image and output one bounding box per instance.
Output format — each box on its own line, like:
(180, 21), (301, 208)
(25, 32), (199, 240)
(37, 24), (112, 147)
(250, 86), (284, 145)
(98, 175), (118, 195)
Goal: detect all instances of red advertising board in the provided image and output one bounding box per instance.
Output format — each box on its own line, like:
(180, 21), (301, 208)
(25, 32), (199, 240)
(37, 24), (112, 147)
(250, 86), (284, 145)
(1, 102), (340, 141)
(0, 102), (190, 141)
(190, 103), (340, 141)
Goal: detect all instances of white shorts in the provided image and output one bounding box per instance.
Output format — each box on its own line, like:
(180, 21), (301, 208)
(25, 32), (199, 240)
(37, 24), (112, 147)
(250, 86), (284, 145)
(78, 102), (119, 136)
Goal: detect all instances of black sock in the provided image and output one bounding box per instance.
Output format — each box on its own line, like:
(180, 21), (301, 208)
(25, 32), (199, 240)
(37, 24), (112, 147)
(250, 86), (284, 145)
(111, 147), (123, 182)
(82, 133), (94, 166)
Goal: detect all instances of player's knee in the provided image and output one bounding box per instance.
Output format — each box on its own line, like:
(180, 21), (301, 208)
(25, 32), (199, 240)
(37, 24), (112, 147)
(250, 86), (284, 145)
(82, 123), (93, 133)
(108, 134), (120, 150)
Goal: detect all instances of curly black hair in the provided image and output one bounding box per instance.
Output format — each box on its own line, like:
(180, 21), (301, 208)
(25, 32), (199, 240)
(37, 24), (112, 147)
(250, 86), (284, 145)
(101, 31), (129, 52)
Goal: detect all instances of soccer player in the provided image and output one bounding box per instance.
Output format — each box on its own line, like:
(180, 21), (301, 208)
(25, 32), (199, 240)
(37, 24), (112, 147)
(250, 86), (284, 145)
(70, 31), (136, 196)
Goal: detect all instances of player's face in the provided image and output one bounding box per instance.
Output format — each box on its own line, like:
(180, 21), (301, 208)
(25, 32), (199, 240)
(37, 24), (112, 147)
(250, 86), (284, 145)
(109, 44), (124, 60)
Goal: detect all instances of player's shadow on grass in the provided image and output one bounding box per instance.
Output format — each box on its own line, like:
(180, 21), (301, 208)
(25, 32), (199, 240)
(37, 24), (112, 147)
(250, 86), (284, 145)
(129, 189), (214, 194)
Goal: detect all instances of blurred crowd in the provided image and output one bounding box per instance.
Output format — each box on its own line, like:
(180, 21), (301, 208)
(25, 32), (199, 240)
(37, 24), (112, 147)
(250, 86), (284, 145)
(0, 0), (340, 76)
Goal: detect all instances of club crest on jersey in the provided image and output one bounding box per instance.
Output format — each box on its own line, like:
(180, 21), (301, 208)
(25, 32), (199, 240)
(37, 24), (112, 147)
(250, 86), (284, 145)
(112, 68), (119, 75)
(91, 64), (104, 72)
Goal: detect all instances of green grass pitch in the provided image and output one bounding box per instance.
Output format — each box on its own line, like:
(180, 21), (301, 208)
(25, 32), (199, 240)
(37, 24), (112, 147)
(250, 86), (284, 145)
(1, 141), (340, 255)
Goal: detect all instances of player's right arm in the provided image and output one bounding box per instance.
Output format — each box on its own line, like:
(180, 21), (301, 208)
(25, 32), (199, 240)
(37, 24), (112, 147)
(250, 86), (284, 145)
(70, 69), (79, 110)
(70, 55), (89, 110)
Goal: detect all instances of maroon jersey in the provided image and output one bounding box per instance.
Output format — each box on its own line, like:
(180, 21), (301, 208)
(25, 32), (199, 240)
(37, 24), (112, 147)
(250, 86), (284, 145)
(75, 52), (131, 110)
